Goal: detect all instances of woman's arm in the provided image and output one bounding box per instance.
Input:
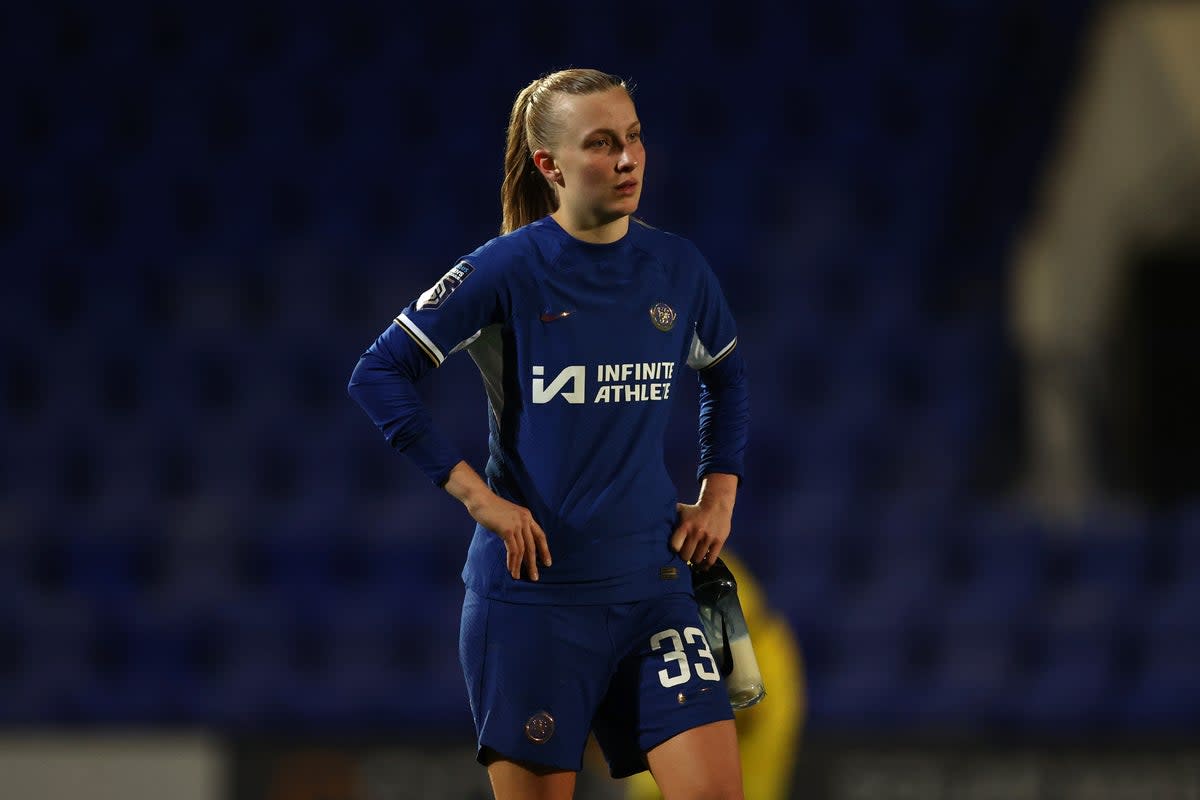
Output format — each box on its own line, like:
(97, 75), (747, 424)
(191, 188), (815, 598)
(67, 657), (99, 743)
(347, 322), (464, 486)
(672, 349), (749, 568)
(348, 323), (552, 579)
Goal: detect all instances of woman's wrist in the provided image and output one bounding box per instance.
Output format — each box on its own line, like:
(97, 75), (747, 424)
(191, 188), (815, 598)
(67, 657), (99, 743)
(444, 461), (492, 512)
(697, 472), (738, 512)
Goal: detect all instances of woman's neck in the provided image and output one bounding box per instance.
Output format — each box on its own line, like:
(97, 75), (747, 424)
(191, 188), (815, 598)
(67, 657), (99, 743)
(551, 208), (630, 244)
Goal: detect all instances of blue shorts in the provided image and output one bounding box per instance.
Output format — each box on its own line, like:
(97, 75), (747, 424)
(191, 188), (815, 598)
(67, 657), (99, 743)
(459, 588), (734, 778)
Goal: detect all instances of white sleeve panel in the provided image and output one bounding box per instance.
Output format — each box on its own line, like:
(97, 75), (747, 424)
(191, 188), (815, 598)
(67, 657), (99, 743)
(687, 328), (737, 370)
(395, 312), (446, 366)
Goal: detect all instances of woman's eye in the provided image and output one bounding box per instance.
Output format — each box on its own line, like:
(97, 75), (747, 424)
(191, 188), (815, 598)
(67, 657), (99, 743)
(590, 138), (610, 149)
(628, 131), (641, 142)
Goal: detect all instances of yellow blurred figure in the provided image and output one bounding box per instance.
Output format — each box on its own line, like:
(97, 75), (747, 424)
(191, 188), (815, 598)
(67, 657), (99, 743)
(624, 551), (806, 800)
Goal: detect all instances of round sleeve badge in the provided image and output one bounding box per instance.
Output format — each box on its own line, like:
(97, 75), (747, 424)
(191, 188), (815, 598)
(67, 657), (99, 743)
(649, 302), (677, 332)
(524, 710), (556, 743)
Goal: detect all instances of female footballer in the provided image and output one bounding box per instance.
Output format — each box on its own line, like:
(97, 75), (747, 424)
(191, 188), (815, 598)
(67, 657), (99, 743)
(348, 68), (749, 800)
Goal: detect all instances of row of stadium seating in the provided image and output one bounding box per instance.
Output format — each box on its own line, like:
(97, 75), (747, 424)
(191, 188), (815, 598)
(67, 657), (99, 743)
(2, 498), (1197, 725)
(6, 499), (1200, 602)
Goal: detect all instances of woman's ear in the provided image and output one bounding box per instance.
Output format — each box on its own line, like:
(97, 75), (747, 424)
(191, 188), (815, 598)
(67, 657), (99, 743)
(532, 149), (562, 185)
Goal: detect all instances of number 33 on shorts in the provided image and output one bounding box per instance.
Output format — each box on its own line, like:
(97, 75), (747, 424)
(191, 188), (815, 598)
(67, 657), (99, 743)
(651, 627), (722, 687)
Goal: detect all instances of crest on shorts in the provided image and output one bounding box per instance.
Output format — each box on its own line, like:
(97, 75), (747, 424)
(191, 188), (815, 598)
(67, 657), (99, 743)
(524, 710), (556, 744)
(649, 302), (676, 332)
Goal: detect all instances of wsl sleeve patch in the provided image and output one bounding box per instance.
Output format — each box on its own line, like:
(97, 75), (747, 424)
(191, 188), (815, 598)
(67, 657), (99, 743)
(417, 261), (475, 310)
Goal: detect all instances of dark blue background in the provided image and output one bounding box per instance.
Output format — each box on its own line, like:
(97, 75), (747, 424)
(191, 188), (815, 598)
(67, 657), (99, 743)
(3, 1), (1195, 737)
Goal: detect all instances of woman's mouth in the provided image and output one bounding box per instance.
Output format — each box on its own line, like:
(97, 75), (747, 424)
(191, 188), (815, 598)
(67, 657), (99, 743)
(615, 180), (638, 196)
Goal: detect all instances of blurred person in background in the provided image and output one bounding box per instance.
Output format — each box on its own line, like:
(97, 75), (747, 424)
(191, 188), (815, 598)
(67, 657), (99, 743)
(1011, 1), (1200, 522)
(348, 68), (750, 800)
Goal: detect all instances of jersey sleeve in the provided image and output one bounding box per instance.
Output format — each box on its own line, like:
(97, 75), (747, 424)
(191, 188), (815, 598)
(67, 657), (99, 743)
(346, 254), (509, 486)
(347, 321), (465, 487)
(696, 348), (748, 481)
(393, 257), (508, 367)
(684, 248), (748, 482)
(686, 252), (739, 371)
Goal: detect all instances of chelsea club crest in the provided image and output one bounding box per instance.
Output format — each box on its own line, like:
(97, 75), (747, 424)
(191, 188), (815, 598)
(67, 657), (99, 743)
(649, 302), (676, 332)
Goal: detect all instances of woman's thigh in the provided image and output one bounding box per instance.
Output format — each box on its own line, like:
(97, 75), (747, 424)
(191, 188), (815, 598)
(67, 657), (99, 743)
(645, 719), (743, 800)
(486, 756), (578, 800)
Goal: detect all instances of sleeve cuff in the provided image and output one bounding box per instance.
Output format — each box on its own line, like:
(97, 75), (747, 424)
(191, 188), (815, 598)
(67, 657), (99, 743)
(697, 463), (745, 485)
(399, 426), (464, 487)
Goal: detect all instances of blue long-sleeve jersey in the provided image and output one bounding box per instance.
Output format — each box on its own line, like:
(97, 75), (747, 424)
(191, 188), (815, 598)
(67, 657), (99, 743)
(348, 216), (748, 604)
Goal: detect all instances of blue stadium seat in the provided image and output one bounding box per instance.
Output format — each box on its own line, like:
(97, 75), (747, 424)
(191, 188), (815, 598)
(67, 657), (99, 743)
(809, 630), (911, 729)
(0, 601), (93, 723)
(1169, 502), (1200, 580)
(1002, 620), (1117, 730)
(836, 496), (950, 640)
(0, 599), (102, 724)
(67, 611), (187, 723)
(154, 521), (242, 612)
(904, 628), (1015, 727)
(1144, 578), (1200, 638)
(1119, 631), (1200, 729)
(1070, 526), (1151, 598)
(939, 506), (1047, 636)
(56, 521), (164, 613)
(764, 487), (851, 635)
(316, 594), (467, 729)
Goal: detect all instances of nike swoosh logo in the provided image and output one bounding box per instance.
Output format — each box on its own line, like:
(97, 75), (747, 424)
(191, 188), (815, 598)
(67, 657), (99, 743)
(539, 310), (573, 322)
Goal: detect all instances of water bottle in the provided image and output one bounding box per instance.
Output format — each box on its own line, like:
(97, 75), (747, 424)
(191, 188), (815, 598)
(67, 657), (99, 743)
(692, 557), (766, 709)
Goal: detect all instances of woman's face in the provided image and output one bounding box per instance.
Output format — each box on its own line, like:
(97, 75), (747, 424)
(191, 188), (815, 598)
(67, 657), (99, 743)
(542, 87), (645, 227)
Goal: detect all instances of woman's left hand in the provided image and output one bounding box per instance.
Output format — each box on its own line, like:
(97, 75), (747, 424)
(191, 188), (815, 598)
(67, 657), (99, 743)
(671, 472), (738, 569)
(671, 501), (732, 569)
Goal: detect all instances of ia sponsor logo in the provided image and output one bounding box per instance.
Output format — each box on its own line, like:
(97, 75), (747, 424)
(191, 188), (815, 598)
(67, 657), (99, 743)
(532, 362), (675, 404)
(531, 365), (586, 404)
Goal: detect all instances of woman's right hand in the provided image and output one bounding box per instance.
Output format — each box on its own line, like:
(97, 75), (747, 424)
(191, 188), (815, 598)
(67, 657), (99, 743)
(444, 461), (552, 581)
(467, 492), (552, 581)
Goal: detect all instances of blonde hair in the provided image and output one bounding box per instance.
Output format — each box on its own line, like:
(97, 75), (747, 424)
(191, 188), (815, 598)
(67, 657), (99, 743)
(500, 68), (630, 235)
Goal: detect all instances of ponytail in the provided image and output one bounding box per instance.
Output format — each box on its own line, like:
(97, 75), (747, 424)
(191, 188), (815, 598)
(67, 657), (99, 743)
(500, 81), (557, 235)
(498, 69), (630, 235)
